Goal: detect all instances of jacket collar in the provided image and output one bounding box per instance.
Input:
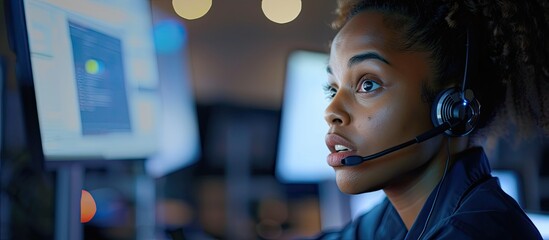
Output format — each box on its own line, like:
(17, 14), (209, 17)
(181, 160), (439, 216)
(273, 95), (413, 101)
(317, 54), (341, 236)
(404, 147), (492, 239)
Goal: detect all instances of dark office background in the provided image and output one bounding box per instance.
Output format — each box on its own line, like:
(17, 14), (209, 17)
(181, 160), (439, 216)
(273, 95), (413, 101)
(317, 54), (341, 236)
(1, 0), (548, 239)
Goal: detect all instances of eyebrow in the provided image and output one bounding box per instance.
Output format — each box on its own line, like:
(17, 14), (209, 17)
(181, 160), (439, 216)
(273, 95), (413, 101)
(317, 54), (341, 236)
(326, 52), (390, 75)
(348, 52), (390, 67)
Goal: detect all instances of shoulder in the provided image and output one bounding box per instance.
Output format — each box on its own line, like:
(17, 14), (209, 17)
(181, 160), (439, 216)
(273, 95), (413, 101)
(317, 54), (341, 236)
(428, 177), (542, 239)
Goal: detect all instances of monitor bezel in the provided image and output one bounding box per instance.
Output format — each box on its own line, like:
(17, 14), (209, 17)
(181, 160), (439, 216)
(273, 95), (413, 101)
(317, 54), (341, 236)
(6, 0), (45, 169)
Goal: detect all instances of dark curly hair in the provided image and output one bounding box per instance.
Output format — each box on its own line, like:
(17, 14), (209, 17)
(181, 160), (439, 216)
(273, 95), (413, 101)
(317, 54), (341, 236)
(332, 0), (549, 142)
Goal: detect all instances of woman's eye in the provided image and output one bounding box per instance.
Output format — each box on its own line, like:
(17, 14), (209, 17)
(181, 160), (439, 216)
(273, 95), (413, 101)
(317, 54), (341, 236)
(359, 79), (381, 93)
(323, 84), (337, 100)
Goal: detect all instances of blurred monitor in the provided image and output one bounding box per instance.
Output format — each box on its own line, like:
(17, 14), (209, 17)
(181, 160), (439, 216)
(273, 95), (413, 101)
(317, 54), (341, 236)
(276, 50), (332, 182)
(527, 213), (549, 239)
(7, 0), (200, 170)
(492, 169), (522, 206)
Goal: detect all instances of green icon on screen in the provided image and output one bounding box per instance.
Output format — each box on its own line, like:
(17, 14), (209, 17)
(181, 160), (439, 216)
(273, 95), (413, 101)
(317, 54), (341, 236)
(85, 59), (103, 74)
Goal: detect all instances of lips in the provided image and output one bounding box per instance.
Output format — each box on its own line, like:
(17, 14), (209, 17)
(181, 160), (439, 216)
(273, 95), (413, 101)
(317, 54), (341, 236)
(325, 133), (358, 167)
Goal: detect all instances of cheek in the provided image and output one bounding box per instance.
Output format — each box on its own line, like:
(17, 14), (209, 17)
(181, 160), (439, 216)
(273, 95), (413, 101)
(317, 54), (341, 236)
(336, 89), (436, 194)
(360, 100), (416, 148)
(379, 88), (432, 136)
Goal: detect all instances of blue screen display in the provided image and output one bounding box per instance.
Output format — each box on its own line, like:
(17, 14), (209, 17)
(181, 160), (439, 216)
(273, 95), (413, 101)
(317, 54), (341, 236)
(69, 21), (132, 135)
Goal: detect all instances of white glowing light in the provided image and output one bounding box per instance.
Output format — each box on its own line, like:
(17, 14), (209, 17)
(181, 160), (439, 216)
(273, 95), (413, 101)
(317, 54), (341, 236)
(262, 0), (302, 24)
(172, 0), (212, 20)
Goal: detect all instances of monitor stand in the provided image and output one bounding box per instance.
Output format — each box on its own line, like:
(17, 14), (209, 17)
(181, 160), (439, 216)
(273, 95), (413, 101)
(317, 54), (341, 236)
(55, 164), (84, 240)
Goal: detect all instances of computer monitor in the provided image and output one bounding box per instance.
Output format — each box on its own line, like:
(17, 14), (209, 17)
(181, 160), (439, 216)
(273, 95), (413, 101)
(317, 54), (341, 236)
(6, 0), (199, 168)
(276, 50), (333, 182)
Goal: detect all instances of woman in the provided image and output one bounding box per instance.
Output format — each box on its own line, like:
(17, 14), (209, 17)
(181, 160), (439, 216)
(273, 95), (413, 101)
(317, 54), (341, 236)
(317, 0), (548, 239)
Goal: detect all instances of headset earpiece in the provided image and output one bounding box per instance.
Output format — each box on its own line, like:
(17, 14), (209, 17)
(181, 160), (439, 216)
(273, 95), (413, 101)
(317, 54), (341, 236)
(430, 28), (481, 137)
(431, 87), (481, 136)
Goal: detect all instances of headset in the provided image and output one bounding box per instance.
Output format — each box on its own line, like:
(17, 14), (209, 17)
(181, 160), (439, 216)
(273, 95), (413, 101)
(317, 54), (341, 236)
(431, 28), (481, 137)
(341, 30), (481, 166)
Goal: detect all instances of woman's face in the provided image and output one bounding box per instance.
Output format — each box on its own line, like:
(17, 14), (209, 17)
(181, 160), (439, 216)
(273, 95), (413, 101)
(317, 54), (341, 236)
(325, 11), (444, 194)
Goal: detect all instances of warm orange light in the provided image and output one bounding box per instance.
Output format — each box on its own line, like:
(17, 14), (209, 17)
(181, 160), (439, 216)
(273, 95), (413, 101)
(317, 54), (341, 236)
(81, 190), (97, 223)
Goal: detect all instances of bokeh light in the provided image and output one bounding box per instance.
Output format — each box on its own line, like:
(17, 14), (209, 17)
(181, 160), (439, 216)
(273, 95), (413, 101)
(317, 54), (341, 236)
(172, 0), (212, 20)
(81, 190), (97, 223)
(153, 19), (187, 54)
(262, 0), (302, 24)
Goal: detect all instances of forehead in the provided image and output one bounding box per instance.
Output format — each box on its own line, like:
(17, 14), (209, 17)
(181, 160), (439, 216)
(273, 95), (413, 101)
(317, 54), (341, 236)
(327, 10), (435, 88)
(330, 11), (404, 59)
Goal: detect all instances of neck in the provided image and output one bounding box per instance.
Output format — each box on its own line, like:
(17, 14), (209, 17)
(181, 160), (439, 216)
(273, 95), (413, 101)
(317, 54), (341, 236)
(383, 137), (468, 230)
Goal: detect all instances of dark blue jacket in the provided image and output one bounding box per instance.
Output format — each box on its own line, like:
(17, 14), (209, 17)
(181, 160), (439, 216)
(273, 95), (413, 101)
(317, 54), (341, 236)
(312, 147), (542, 239)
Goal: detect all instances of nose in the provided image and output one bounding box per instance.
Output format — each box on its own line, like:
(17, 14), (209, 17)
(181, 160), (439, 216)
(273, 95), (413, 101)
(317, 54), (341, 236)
(324, 91), (350, 127)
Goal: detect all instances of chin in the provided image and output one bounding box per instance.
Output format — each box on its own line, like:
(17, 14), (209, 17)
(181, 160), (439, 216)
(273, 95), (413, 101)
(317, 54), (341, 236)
(335, 170), (383, 194)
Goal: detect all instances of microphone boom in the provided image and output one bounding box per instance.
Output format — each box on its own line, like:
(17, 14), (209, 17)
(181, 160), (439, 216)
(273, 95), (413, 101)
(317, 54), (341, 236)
(341, 122), (453, 166)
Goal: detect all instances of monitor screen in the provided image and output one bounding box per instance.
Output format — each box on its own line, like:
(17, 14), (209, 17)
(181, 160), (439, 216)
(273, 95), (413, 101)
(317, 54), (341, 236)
(9, 0), (163, 162)
(492, 169), (522, 206)
(527, 212), (549, 239)
(276, 50), (333, 182)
